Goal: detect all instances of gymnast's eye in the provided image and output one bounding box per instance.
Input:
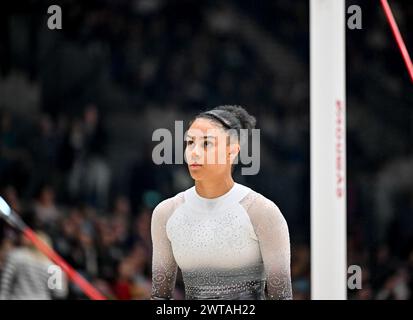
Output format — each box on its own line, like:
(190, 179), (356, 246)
(204, 141), (213, 148)
(185, 140), (194, 146)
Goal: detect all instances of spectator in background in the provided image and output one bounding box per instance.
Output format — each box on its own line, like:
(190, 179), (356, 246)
(0, 231), (68, 300)
(129, 209), (152, 254)
(108, 216), (127, 247)
(96, 217), (124, 282)
(353, 284), (373, 300)
(290, 243), (310, 300)
(112, 195), (132, 218)
(113, 243), (151, 300)
(389, 190), (413, 258)
(375, 267), (411, 300)
(113, 256), (135, 300)
(54, 214), (78, 265)
(26, 114), (62, 198)
(408, 250), (413, 295)
(0, 112), (31, 192)
(33, 185), (61, 231)
(111, 196), (132, 248)
(0, 112), (19, 178)
(374, 155), (413, 246)
(68, 104), (111, 209)
(72, 223), (99, 279)
(370, 245), (399, 293)
(2, 185), (22, 213)
(129, 242), (151, 300)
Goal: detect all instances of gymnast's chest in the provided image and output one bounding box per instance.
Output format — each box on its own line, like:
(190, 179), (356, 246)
(165, 204), (260, 269)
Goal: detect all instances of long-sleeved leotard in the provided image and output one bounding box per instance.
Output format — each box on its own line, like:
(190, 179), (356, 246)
(151, 183), (292, 300)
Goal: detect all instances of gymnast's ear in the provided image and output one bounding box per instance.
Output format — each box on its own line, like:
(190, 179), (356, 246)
(228, 143), (240, 163)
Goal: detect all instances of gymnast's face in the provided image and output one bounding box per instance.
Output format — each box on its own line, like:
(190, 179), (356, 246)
(185, 118), (240, 181)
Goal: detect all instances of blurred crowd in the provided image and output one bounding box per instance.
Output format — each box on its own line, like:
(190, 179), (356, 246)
(0, 0), (412, 299)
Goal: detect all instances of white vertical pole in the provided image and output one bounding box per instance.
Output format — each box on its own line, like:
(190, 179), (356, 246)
(310, 0), (347, 299)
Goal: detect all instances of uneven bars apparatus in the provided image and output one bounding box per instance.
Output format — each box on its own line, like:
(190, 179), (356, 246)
(310, 0), (412, 300)
(380, 0), (413, 84)
(310, 0), (347, 299)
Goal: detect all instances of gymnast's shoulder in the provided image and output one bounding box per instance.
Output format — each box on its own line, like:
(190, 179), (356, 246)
(151, 192), (185, 224)
(244, 189), (287, 226)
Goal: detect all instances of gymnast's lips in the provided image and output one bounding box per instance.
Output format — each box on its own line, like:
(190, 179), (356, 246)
(189, 163), (203, 168)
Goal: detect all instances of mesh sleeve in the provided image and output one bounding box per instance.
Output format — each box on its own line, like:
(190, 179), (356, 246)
(242, 192), (293, 300)
(150, 196), (181, 300)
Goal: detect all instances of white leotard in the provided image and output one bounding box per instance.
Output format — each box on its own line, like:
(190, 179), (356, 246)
(151, 183), (292, 300)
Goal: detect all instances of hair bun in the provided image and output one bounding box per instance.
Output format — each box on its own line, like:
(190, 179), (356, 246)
(215, 105), (256, 131)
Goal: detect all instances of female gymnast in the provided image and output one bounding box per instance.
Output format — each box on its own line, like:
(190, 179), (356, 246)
(151, 105), (292, 300)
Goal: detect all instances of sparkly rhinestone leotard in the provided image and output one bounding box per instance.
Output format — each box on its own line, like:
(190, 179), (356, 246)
(151, 183), (292, 300)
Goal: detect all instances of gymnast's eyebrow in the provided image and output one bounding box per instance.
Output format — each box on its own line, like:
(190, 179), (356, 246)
(185, 135), (216, 140)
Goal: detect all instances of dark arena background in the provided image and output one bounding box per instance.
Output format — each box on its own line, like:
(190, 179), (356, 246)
(0, 0), (412, 301)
